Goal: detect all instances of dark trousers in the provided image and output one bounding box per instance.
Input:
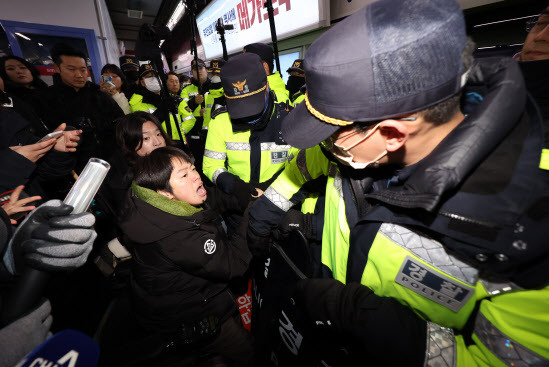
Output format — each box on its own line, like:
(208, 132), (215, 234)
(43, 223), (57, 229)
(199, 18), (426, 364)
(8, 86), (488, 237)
(207, 313), (254, 367)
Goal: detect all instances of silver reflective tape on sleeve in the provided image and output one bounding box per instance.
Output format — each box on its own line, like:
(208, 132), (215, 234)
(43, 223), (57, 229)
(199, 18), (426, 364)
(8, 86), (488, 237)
(424, 322), (456, 367)
(260, 142), (292, 151)
(296, 150), (313, 181)
(206, 104), (214, 108)
(181, 115), (194, 121)
(214, 104), (223, 110)
(333, 171), (343, 198)
(212, 168), (227, 184)
(379, 223), (478, 286)
(226, 142), (251, 151)
(147, 108), (157, 113)
(474, 312), (549, 366)
(204, 149), (227, 160)
(264, 186), (292, 212)
(183, 98), (189, 102)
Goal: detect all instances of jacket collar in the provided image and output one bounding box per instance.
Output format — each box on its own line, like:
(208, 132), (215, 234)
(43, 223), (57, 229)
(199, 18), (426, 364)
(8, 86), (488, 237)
(131, 181), (202, 217)
(364, 58), (527, 212)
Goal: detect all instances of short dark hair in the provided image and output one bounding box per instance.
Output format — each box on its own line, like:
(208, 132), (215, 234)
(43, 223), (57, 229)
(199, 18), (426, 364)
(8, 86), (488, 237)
(179, 74), (191, 83)
(0, 55), (48, 90)
(134, 147), (193, 193)
(50, 43), (87, 66)
(166, 71), (178, 78)
(115, 111), (173, 165)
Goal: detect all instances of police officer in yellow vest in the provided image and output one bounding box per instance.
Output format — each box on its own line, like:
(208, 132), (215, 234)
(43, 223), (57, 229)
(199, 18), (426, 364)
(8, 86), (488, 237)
(249, 0), (549, 365)
(203, 53), (296, 218)
(205, 58), (227, 129)
(243, 43), (292, 106)
(129, 63), (194, 148)
(286, 59), (306, 104)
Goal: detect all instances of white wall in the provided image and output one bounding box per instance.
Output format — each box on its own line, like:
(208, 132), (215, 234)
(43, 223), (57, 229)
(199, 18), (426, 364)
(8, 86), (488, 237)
(0, 0), (120, 65)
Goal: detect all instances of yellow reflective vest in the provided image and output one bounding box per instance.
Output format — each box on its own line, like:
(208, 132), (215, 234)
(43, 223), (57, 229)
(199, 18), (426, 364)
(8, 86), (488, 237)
(255, 145), (549, 367)
(203, 95), (297, 194)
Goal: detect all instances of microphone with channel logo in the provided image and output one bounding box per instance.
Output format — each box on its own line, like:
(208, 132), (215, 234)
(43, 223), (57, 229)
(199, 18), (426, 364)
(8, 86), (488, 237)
(15, 329), (99, 367)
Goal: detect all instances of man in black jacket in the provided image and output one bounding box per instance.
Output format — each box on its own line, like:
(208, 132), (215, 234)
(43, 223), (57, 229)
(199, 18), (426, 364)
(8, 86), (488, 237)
(37, 45), (124, 172)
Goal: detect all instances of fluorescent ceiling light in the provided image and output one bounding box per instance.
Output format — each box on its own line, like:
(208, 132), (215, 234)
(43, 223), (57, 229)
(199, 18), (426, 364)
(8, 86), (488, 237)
(167, 1), (185, 31)
(15, 32), (31, 40)
(474, 15), (537, 28)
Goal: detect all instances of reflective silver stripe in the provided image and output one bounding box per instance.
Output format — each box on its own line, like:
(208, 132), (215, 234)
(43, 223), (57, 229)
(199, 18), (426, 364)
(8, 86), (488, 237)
(206, 104), (214, 108)
(204, 149), (227, 160)
(287, 153), (295, 162)
(183, 98), (189, 102)
(424, 322), (456, 367)
(474, 312), (549, 366)
(212, 168), (227, 184)
(379, 223), (478, 285)
(188, 92), (198, 96)
(333, 172), (343, 198)
(479, 279), (521, 296)
(214, 104), (223, 110)
(147, 108), (156, 113)
(264, 186), (292, 212)
(296, 150), (313, 181)
(226, 142), (251, 151)
(202, 126), (208, 130)
(181, 115), (194, 121)
(260, 142), (292, 151)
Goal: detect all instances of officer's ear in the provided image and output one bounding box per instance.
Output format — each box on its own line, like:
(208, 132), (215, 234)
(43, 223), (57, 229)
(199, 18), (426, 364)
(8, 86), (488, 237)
(53, 63), (61, 74)
(378, 119), (410, 153)
(157, 190), (174, 200)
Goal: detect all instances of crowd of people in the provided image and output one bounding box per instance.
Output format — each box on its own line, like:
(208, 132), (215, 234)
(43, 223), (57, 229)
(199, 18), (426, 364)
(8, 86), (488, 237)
(0, 0), (548, 366)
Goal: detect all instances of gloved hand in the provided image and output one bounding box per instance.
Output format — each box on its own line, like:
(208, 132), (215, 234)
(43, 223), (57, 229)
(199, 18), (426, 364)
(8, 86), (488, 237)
(233, 179), (260, 207)
(274, 209), (313, 241)
(246, 226), (271, 258)
(293, 279), (372, 332)
(158, 96), (179, 115)
(293, 278), (428, 366)
(3, 200), (96, 274)
(0, 299), (52, 367)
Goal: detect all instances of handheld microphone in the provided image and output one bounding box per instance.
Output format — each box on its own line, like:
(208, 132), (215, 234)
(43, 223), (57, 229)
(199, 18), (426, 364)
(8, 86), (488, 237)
(1, 159), (110, 326)
(15, 329), (99, 367)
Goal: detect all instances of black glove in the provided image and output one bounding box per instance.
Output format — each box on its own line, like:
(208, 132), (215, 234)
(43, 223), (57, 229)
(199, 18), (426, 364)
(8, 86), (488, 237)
(275, 209), (313, 241)
(3, 200), (96, 274)
(0, 299), (52, 367)
(294, 279), (428, 366)
(233, 179), (260, 206)
(153, 96), (179, 122)
(293, 279), (371, 332)
(247, 226), (271, 258)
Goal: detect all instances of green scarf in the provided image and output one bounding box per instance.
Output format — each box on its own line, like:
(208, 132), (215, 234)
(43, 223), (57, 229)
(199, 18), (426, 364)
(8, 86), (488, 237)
(131, 181), (203, 217)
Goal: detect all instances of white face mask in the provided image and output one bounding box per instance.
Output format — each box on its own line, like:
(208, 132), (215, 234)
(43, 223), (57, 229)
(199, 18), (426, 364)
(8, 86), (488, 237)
(210, 75), (221, 83)
(144, 77), (161, 93)
(331, 123), (388, 169)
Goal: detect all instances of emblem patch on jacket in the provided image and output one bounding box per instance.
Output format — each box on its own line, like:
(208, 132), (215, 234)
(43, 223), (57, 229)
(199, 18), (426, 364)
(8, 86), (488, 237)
(204, 239), (216, 254)
(271, 151), (289, 164)
(395, 256), (474, 312)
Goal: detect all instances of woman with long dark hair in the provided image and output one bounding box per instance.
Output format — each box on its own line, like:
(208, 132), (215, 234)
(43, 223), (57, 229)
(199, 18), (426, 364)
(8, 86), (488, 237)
(0, 56), (49, 135)
(100, 64), (132, 114)
(102, 111), (173, 215)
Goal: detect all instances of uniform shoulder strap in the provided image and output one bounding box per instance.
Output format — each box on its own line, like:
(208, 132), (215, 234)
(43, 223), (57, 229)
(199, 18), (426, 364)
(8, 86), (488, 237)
(211, 106), (228, 119)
